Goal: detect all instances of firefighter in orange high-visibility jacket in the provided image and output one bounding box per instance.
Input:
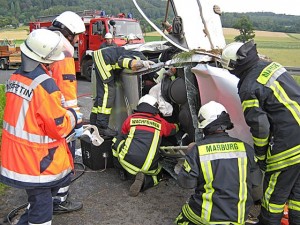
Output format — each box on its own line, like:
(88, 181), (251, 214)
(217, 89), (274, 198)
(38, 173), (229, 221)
(175, 101), (260, 225)
(112, 94), (179, 197)
(48, 11), (86, 214)
(0, 29), (81, 225)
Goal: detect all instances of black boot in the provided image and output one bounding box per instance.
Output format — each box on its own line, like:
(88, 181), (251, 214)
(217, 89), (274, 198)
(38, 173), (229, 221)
(53, 200), (83, 214)
(98, 127), (118, 137)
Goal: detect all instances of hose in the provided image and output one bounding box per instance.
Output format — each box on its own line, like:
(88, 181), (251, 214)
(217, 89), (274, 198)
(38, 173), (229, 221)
(6, 162), (86, 225)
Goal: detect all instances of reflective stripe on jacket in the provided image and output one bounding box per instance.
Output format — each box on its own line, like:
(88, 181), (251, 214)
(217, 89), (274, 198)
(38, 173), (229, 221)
(50, 57), (79, 112)
(238, 61), (300, 172)
(113, 112), (178, 175)
(178, 132), (256, 224)
(0, 65), (77, 189)
(92, 47), (146, 83)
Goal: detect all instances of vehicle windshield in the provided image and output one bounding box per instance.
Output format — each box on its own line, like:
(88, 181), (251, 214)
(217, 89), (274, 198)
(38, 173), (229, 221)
(110, 20), (143, 38)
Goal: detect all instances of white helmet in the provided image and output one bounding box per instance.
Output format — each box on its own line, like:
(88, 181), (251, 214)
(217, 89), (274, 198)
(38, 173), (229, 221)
(127, 33), (135, 40)
(20, 29), (65, 64)
(198, 101), (227, 129)
(104, 33), (113, 39)
(221, 42), (243, 70)
(138, 94), (158, 107)
(52, 11), (85, 35)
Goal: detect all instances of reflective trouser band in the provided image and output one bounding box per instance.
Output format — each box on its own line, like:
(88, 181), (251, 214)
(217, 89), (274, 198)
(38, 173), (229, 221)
(289, 200), (300, 212)
(97, 106), (111, 114)
(182, 204), (208, 225)
(119, 158), (161, 175)
(262, 171), (281, 212)
(112, 140), (125, 157)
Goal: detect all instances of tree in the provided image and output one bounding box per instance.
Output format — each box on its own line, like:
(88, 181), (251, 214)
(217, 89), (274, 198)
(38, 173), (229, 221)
(233, 16), (255, 42)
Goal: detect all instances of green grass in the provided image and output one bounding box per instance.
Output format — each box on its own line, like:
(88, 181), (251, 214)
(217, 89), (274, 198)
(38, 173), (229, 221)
(144, 36), (161, 42)
(293, 76), (300, 85)
(0, 84), (6, 194)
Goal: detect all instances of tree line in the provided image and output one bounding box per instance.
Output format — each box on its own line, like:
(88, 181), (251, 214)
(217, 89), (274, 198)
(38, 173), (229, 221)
(0, 0), (299, 34)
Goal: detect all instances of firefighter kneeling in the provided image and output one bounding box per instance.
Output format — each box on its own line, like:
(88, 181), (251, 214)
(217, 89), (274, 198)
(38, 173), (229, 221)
(112, 94), (179, 197)
(175, 101), (261, 225)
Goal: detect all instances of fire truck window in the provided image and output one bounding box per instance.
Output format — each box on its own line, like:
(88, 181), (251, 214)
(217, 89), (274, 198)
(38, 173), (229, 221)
(97, 21), (104, 33)
(92, 23), (98, 35)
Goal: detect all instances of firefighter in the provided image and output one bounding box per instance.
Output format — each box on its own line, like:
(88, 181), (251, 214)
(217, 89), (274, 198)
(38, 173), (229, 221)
(48, 11), (86, 214)
(91, 46), (155, 137)
(0, 29), (81, 224)
(175, 101), (260, 225)
(126, 33), (135, 44)
(112, 94), (179, 197)
(100, 32), (117, 49)
(221, 40), (300, 225)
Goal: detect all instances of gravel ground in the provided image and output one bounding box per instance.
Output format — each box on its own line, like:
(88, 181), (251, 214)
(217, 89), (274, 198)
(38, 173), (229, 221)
(0, 153), (193, 225)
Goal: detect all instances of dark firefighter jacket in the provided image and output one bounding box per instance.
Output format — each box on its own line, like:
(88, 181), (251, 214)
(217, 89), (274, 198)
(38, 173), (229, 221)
(0, 65), (77, 189)
(177, 132), (257, 225)
(237, 60), (300, 172)
(112, 107), (179, 175)
(92, 46), (146, 84)
(99, 41), (117, 49)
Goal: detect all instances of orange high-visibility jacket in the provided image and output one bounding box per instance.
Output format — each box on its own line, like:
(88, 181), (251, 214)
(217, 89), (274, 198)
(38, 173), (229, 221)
(50, 57), (79, 112)
(0, 65), (77, 189)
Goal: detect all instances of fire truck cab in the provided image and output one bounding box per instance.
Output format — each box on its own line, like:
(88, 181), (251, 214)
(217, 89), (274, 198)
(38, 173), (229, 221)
(29, 10), (145, 81)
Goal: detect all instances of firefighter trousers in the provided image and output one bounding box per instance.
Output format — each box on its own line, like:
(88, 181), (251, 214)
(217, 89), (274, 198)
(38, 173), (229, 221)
(53, 141), (75, 205)
(258, 164), (300, 225)
(91, 79), (116, 128)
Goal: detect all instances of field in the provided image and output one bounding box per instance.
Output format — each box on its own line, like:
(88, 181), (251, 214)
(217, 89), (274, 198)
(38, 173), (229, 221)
(146, 28), (300, 67)
(1, 27), (299, 66)
(0, 26), (29, 45)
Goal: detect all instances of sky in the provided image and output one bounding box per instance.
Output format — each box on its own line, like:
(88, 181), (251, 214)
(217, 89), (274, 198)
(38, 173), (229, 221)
(214, 0), (300, 16)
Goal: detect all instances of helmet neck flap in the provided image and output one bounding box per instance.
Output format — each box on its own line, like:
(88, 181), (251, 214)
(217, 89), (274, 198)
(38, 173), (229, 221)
(203, 111), (233, 135)
(231, 41), (260, 77)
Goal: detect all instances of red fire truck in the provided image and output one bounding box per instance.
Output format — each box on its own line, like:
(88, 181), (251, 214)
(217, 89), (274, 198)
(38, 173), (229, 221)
(29, 10), (145, 80)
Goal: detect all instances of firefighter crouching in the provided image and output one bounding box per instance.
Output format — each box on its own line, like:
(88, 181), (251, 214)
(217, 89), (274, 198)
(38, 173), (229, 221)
(91, 46), (154, 137)
(48, 11), (86, 214)
(112, 94), (179, 197)
(221, 40), (300, 225)
(0, 29), (82, 225)
(175, 101), (260, 225)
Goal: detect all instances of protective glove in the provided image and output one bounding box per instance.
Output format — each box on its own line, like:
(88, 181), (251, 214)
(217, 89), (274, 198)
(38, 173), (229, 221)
(142, 60), (155, 69)
(74, 126), (84, 138)
(131, 60), (155, 71)
(213, 5), (222, 15)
